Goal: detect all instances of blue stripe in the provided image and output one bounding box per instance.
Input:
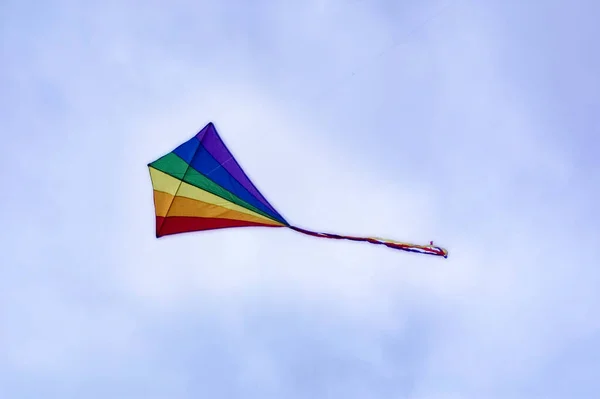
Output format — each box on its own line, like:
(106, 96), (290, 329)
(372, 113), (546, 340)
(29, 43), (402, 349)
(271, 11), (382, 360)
(173, 141), (284, 223)
(172, 136), (200, 164)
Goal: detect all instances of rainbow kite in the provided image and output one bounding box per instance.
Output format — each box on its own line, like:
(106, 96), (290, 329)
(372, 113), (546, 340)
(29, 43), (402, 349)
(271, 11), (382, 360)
(148, 122), (448, 258)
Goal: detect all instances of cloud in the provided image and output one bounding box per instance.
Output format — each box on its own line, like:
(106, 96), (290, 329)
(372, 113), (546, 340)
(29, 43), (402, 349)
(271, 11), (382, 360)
(2, 0), (599, 398)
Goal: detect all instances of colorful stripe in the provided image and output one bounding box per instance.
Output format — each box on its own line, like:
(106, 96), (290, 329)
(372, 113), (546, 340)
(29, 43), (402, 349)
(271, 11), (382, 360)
(148, 122), (448, 258)
(153, 191), (283, 226)
(150, 168), (281, 224)
(150, 153), (281, 223)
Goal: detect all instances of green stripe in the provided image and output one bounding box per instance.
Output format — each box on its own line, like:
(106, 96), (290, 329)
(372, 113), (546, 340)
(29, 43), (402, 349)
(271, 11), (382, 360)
(149, 152), (280, 223)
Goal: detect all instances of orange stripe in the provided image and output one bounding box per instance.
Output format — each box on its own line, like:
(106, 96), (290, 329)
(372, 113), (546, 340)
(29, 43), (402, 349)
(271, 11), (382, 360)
(154, 190), (283, 226)
(153, 190), (174, 218)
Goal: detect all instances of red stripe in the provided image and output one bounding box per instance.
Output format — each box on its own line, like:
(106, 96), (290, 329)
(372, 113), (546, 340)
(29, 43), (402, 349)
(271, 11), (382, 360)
(156, 216), (282, 237)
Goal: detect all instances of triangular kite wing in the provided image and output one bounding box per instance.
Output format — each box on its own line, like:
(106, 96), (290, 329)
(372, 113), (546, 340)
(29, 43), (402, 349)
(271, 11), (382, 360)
(148, 122), (288, 238)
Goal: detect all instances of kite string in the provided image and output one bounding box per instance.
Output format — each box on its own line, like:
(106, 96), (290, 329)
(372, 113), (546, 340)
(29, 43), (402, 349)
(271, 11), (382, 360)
(289, 225), (448, 258)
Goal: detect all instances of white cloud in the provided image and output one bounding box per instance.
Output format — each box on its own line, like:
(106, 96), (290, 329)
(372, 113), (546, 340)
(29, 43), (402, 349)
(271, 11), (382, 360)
(2, 0), (599, 397)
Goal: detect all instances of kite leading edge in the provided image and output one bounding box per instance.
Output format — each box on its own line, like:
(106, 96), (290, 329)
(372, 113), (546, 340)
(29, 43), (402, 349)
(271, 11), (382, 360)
(148, 122), (448, 258)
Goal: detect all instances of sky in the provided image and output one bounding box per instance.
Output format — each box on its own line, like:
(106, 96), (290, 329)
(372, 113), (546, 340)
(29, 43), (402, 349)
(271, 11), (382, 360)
(1, 0), (599, 398)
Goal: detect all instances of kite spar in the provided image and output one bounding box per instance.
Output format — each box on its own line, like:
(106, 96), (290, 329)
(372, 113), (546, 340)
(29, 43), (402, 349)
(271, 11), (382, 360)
(148, 122), (448, 258)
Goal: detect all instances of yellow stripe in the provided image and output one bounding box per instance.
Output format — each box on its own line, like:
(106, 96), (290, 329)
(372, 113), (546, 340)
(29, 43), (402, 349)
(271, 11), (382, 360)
(149, 167), (279, 224)
(149, 166), (181, 195)
(153, 190), (283, 226)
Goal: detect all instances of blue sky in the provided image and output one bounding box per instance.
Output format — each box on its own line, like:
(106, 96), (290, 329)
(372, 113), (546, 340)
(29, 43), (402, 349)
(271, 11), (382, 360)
(1, 0), (599, 398)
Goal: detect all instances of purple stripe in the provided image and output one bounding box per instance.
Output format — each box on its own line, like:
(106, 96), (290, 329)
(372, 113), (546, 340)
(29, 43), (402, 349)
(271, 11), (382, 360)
(195, 127), (207, 142)
(195, 123), (280, 216)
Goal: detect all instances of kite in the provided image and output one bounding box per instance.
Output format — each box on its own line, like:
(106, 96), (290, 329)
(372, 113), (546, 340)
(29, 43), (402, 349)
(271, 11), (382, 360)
(148, 122), (448, 258)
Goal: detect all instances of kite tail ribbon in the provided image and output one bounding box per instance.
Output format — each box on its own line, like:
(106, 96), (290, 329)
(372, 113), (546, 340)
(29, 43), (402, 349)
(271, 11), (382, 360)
(289, 226), (448, 258)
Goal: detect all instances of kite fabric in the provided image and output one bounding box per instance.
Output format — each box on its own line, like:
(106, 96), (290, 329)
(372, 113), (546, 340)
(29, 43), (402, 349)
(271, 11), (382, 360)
(148, 122), (448, 258)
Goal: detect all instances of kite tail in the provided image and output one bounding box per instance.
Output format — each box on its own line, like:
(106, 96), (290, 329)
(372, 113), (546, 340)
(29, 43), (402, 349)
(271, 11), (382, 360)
(289, 226), (448, 258)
